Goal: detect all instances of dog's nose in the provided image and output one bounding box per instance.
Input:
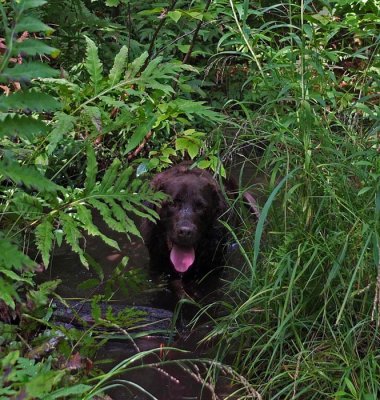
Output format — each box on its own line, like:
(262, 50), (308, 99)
(178, 226), (193, 239)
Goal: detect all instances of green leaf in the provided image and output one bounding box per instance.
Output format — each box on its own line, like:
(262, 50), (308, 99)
(125, 51), (148, 79)
(0, 268), (33, 283)
(113, 166), (133, 192)
(175, 137), (201, 159)
(167, 10), (182, 23)
(84, 36), (104, 94)
(0, 279), (17, 309)
(99, 158), (121, 191)
(109, 45), (128, 86)
(105, 0), (120, 6)
(13, 40), (60, 57)
(124, 115), (156, 154)
(76, 205), (120, 250)
(0, 160), (61, 193)
(15, 16), (52, 33)
(11, 191), (43, 218)
(85, 144), (98, 194)
(88, 198), (125, 233)
(104, 198), (140, 236)
(20, 0), (47, 10)
(0, 237), (35, 271)
(177, 44), (191, 53)
(35, 219), (54, 267)
(82, 105), (102, 133)
(59, 213), (88, 267)
(46, 383), (92, 400)
(47, 112), (76, 155)
(0, 91), (61, 112)
(0, 115), (47, 140)
(0, 62), (59, 82)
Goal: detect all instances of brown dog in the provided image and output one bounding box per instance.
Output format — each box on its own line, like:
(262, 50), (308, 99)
(141, 163), (228, 280)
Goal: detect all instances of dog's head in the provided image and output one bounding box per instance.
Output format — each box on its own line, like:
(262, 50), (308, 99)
(150, 165), (226, 273)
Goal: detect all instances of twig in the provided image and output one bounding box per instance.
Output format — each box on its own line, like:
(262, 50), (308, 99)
(182, 0), (212, 64)
(127, 130), (153, 161)
(142, 0), (180, 71)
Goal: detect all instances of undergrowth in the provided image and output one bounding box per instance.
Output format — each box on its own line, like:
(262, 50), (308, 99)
(0, 0), (379, 398)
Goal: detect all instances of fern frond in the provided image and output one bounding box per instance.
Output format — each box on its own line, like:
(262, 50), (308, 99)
(84, 36), (104, 94)
(47, 112), (76, 155)
(113, 166), (133, 192)
(87, 198), (125, 233)
(76, 205), (120, 250)
(1, 62), (59, 82)
(109, 45), (128, 86)
(103, 198), (140, 238)
(0, 115), (47, 140)
(11, 191), (43, 219)
(85, 144), (98, 194)
(0, 237), (35, 272)
(59, 212), (88, 267)
(0, 91), (61, 113)
(140, 56), (163, 77)
(99, 158), (121, 192)
(125, 51), (148, 79)
(121, 200), (157, 224)
(35, 218), (54, 267)
(0, 160), (61, 193)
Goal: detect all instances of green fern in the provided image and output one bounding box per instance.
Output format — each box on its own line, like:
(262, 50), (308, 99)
(0, 115), (47, 140)
(0, 62), (59, 82)
(108, 45), (128, 86)
(84, 144), (98, 194)
(0, 160), (61, 193)
(125, 51), (149, 79)
(84, 36), (104, 94)
(35, 218), (54, 267)
(13, 39), (60, 58)
(0, 236), (35, 308)
(0, 91), (61, 113)
(47, 112), (76, 155)
(76, 205), (120, 250)
(59, 212), (88, 267)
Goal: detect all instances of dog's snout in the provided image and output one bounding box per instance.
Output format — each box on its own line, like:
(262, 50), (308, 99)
(178, 226), (193, 239)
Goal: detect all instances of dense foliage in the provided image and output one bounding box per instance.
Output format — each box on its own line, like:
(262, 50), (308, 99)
(0, 0), (379, 398)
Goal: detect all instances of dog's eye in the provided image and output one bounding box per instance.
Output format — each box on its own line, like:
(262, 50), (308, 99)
(172, 198), (182, 208)
(195, 201), (206, 210)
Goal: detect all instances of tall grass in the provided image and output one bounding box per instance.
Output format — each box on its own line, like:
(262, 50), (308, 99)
(205, 1), (379, 398)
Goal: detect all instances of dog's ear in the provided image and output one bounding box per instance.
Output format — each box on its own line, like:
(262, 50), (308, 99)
(150, 171), (168, 192)
(208, 181), (228, 218)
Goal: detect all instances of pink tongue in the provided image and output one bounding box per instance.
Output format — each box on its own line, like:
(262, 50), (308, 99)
(170, 245), (195, 273)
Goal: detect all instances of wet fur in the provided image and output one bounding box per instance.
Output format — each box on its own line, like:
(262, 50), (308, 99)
(141, 163), (228, 280)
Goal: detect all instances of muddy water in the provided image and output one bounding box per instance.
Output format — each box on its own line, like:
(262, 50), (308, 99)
(43, 215), (236, 399)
